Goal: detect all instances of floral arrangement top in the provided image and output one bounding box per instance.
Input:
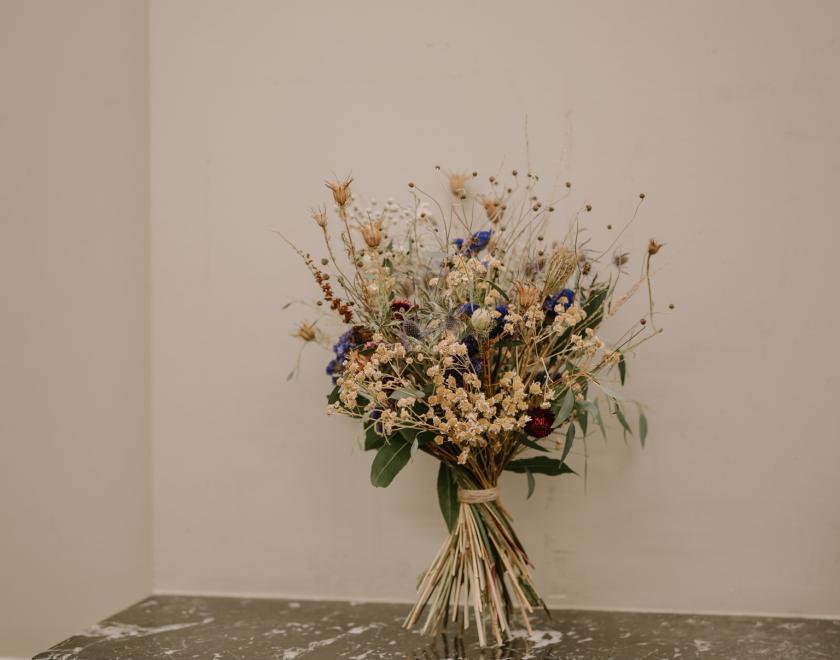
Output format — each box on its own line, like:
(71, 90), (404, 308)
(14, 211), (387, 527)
(289, 167), (665, 645)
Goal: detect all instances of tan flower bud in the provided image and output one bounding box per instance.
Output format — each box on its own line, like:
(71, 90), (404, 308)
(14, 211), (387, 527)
(514, 281), (541, 309)
(311, 206), (328, 229)
(356, 218), (384, 248)
(293, 321), (317, 342)
(325, 175), (353, 207)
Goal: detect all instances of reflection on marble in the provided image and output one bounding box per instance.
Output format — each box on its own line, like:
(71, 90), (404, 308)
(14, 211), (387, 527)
(34, 594), (840, 659)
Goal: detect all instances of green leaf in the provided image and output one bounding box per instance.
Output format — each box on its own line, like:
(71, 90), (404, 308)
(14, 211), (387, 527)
(505, 456), (576, 476)
(370, 437), (412, 488)
(526, 470), (536, 499)
(436, 463), (459, 531)
(364, 424), (385, 451)
(519, 435), (549, 452)
(554, 389), (575, 423)
(560, 423), (575, 464)
(618, 353), (627, 386)
(485, 279), (511, 302)
(327, 385), (340, 405)
(639, 412), (648, 448)
(579, 400), (606, 440)
(577, 406), (588, 436)
(615, 406), (633, 441)
(582, 286), (609, 324)
(399, 427), (436, 446)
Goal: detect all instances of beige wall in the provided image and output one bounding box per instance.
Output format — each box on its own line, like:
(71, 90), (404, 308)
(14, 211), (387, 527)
(146, 0), (834, 619)
(0, 1), (151, 656)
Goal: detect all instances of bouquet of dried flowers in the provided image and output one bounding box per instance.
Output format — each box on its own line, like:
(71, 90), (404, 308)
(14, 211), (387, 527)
(287, 166), (665, 646)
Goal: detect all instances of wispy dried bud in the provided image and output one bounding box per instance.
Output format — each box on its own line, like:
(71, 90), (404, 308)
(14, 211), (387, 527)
(448, 172), (469, 197)
(294, 321), (317, 342)
(648, 238), (663, 255)
(514, 281), (541, 309)
(311, 205), (328, 228)
(325, 176), (353, 207)
(479, 195), (505, 224)
(356, 218), (384, 248)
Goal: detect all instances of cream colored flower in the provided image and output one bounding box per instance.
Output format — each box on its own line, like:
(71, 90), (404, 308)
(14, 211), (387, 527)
(470, 308), (494, 334)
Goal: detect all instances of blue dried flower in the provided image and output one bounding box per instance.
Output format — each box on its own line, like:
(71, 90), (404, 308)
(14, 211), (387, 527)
(489, 304), (508, 338)
(461, 335), (479, 356)
(453, 230), (493, 256)
(370, 407), (383, 434)
(459, 302), (480, 316)
(327, 328), (358, 383)
(470, 230), (492, 252)
(543, 289), (575, 319)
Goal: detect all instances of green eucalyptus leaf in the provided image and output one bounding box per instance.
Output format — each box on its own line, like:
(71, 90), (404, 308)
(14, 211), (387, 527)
(639, 412), (648, 448)
(370, 437), (412, 488)
(554, 389), (575, 423)
(560, 423), (576, 464)
(519, 435), (549, 452)
(582, 286), (609, 324)
(505, 456), (576, 476)
(615, 406), (633, 441)
(526, 469), (536, 499)
(485, 280), (511, 302)
(399, 427), (436, 446)
(579, 400), (607, 440)
(577, 405), (589, 436)
(436, 463), (459, 531)
(327, 385), (340, 405)
(364, 424), (385, 451)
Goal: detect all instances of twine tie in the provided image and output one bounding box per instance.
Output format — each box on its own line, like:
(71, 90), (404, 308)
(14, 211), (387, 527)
(457, 486), (499, 504)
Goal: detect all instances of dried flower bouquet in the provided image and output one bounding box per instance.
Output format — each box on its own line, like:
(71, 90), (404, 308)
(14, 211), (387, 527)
(288, 166), (665, 646)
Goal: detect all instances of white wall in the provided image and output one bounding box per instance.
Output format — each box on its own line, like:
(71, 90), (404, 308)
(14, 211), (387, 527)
(144, 0), (839, 618)
(0, 1), (151, 656)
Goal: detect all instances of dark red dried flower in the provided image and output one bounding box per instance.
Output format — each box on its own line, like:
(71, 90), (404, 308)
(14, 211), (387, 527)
(524, 408), (555, 439)
(391, 299), (414, 317)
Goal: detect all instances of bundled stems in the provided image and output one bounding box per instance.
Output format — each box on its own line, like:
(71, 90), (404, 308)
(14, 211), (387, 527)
(403, 473), (543, 646)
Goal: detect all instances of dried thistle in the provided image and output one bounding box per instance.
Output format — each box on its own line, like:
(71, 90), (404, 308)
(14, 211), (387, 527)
(542, 246), (578, 294)
(356, 218), (384, 248)
(294, 321), (317, 342)
(448, 172), (469, 197)
(648, 238), (663, 255)
(325, 175), (353, 208)
(514, 281), (541, 309)
(311, 205), (328, 229)
(479, 194), (505, 224)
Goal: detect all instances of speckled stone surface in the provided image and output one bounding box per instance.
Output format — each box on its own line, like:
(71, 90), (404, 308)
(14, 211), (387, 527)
(34, 595), (840, 660)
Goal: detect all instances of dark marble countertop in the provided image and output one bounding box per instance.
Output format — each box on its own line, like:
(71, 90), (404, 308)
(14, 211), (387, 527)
(34, 594), (840, 660)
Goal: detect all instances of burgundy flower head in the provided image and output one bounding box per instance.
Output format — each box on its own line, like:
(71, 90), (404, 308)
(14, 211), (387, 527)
(391, 299), (414, 317)
(524, 408), (555, 439)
